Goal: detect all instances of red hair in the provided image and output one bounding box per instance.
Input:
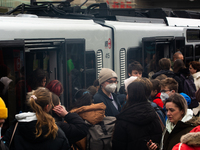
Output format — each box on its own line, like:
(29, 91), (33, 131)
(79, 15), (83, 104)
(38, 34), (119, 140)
(46, 80), (63, 97)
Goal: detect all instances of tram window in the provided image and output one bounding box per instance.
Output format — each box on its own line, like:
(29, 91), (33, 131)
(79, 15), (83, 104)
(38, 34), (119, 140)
(187, 29), (200, 42)
(195, 45), (200, 56)
(127, 47), (142, 65)
(185, 45), (193, 57)
(85, 51), (96, 88)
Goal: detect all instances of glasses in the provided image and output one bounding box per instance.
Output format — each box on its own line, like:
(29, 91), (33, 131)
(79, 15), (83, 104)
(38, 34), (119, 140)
(106, 80), (118, 84)
(160, 90), (171, 93)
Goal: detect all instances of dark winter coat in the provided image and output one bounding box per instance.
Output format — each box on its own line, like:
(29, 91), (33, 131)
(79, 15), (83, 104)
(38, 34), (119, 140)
(54, 112), (88, 146)
(94, 88), (121, 116)
(152, 70), (183, 93)
(162, 120), (195, 150)
(2, 120), (70, 150)
(112, 101), (163, 150)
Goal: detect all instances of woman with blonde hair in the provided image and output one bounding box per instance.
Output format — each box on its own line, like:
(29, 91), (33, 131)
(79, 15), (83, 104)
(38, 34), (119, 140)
(2, 87), (69, 150)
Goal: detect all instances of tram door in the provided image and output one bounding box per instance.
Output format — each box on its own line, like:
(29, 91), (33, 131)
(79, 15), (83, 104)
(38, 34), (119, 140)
(142, 37), (175, 77)
(0, 40), (25, 132)
(63, 39), (86, 109)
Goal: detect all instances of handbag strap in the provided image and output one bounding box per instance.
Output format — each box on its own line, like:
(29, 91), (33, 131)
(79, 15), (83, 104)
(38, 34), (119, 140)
(156, 112), (165, 131)
(9, 122), (18, 148)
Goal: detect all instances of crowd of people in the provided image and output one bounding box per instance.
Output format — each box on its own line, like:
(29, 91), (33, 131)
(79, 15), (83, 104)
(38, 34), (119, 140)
(1, 51), (200, 150)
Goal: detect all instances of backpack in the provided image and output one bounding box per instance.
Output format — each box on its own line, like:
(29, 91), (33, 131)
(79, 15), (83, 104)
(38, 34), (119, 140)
(180, 74), (199, 109)
(86, 116), (116, 150)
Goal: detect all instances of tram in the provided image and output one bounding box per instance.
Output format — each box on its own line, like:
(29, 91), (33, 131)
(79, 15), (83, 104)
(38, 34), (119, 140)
(1, 1), (200, 124)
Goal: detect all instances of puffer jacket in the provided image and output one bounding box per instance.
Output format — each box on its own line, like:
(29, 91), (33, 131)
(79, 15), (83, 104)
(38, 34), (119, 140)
(172, 126), (200, 150)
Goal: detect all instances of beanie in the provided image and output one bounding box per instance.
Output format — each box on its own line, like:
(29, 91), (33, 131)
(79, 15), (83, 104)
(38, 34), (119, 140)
(99, 68), (117, 85)
(0, 97), (8, 119)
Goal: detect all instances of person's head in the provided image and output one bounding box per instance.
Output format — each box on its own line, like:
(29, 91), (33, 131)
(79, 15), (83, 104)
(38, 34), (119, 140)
(165, 93), (187, 125)
(29, 68), (47, 90)
(150, 79), (161, 97)
(28, 87), (58, 139)
(189, 61), (200, 75)
(128, 61), (143, 77)
(93, 79), (100, 92)
(160, 78), (178, 102)
(173, 59), (185, 73)
(159, 58), (171, 70)
(71, 89), (93, 109)
(173, 52), (184, 62)
(155, 74), (168, 81)
(99, 68), (118, 94)
(87, 85), (97, 97)
(46, 80), (63, 97)
(51, 93), (62, 121)
(126, 78), (152, 105)
(0, 97), (7, 128)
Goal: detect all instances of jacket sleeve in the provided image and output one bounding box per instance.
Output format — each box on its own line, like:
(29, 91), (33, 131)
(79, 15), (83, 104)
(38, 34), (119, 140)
(2, 121), (17, 147)
(112, 120), (128, 150)
(56, 112), (88, 145)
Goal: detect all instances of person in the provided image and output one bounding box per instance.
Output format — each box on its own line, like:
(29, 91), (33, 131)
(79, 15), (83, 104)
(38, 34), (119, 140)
(172, 118), (200, 150)
(27, 68), (47, 90)
(160, 78), (191, 107)
(87, 85), (97, 98)
(173, 51), (184, 62)
(152, 58), (183, 93)
(112, 78), (163, 150)
(147, 93), (195, 150)
(174, 59), (198, 110)
(189, 61), (200, 91)
(119, 61), (143, 94)
(93, 68), (121, 116)
(2, 87), (70, 150)
(46, 80), (64, 97)
(50, 93), (88, 147)
(155, 74), (168, 81)
(150, 79), (163, 108)
(70, 89), (106, 150)
(0, 97), (8, 150)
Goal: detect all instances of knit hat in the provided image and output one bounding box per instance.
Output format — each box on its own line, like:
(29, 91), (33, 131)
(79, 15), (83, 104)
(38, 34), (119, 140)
(98, 68), (117, 85)
(0, 97), (7, 119)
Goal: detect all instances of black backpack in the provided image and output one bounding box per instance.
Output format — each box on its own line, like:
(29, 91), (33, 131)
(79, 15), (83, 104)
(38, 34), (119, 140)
(86, 116), (116, 150)
(180, 74), (199, 109)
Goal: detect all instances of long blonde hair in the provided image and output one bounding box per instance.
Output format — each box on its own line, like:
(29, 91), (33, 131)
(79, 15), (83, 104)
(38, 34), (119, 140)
(28, 87), (58, 139)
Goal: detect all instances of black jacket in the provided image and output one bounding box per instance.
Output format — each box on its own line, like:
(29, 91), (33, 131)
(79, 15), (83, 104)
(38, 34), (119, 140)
(93, 88), (121, 116)
(152, 70), (183, 93)
(55, 112), (88, 146)
(2, 120), (70, 150)
(112, 101), (163, 150)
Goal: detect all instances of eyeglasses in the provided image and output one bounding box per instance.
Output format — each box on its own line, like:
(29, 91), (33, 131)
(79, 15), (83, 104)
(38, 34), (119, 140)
(106, 80), (118, 84)
(160, 90), (171, 93)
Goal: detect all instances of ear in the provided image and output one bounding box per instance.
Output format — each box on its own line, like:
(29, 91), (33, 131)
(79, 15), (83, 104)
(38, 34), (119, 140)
(44, 104), (50, 113)
(128, 73), (131, 77)
(171, 90), (176, 94)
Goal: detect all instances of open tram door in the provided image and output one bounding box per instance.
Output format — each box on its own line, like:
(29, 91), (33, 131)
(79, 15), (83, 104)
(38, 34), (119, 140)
(142, 37), (175, 77)
(63, 39), (86, 109)
(0, 40), (25, 132)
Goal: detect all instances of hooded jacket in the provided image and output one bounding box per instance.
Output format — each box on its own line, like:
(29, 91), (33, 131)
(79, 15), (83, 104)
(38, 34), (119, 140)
(112, 101), (163, 150)
(2, 112), (70, 150)
(152, 70), (183, 93)
(172, 126), (200, 150)
(160, 109), (196, 150)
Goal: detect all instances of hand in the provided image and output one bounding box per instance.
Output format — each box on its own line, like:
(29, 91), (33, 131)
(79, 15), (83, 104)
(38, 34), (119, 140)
(53, 105), (68, 117)
(147, 140), (158, 150)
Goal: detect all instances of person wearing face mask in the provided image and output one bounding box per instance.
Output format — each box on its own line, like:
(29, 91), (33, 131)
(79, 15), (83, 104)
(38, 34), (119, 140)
(93, 68), (121, 116)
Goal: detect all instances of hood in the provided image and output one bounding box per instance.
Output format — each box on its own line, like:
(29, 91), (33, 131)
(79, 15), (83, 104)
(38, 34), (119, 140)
(152, 70), (174, 79)
(70, 102), (106, 125)
(116, 101), (157, 125)
(192, 71), (200, 79)
(181, 126), (200, 146)
(15, 112), (51, 143)
(166, 109), (193, 133)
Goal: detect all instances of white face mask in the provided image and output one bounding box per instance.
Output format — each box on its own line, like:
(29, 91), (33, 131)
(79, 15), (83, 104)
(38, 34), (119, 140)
(160, 92), (170, 102)
(104, 83), (117, 93)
